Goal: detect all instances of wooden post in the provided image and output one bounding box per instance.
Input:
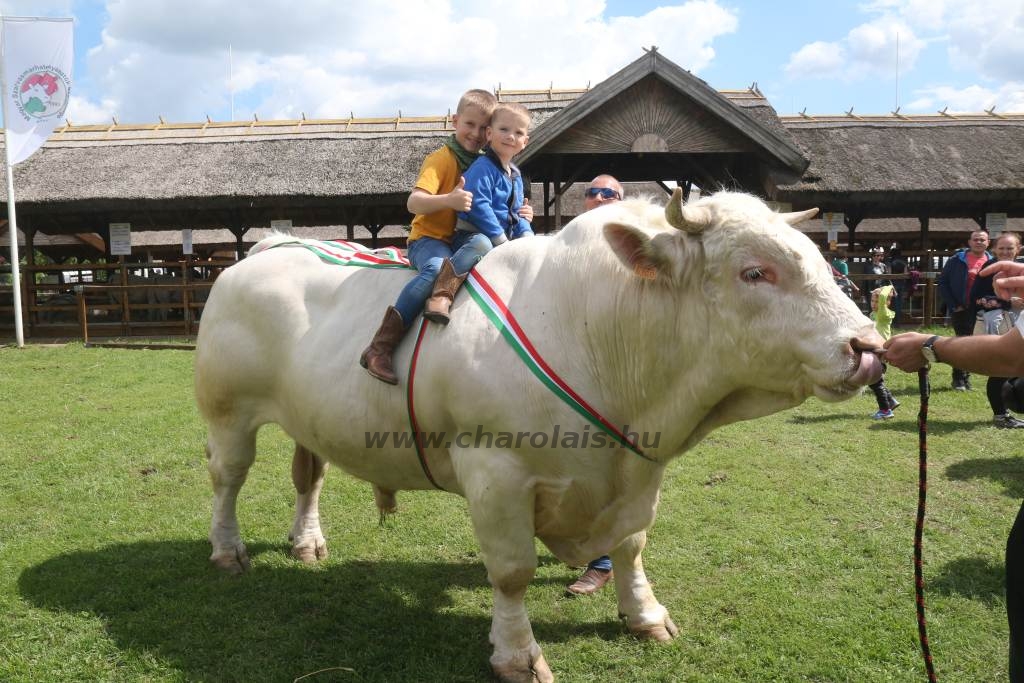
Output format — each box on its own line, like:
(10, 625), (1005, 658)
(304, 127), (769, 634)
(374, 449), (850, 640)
(23, 220), (36, 338)
(119, 256), (129, 336)
(182, 255), (192, 335)
(553, 156), (563, 231)
(920, 216), (932, 326)
(76, 285), (89, 345)
(543, 182), (550, 234)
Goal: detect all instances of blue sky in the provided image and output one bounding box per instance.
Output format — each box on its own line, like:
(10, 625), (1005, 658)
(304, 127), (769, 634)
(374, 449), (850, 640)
(6, 0), (1023, 125)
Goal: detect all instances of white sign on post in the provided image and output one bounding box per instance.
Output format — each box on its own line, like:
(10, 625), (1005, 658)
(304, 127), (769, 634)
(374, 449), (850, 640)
(270, 219), (293, 234)
(823, 212), (844, 248)
(182, 229), (193, 255)
(109, 223), (132, 255)
(986, 212), (1007, 237)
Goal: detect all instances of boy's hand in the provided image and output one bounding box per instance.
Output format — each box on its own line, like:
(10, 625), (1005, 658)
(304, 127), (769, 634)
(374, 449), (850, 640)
(518, 198), (534, 223)
(448, 177), (473, 212)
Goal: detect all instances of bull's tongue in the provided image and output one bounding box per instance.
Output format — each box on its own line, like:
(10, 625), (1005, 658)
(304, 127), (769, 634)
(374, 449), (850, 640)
(848, 351), (884, 386)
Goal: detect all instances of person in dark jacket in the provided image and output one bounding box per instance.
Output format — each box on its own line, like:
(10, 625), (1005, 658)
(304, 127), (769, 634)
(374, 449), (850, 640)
(938, 229), (991, 390)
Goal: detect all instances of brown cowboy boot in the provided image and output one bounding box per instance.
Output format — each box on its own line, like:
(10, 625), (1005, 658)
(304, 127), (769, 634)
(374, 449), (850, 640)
(359, 306), (406, 385)
(423, 258), (467, 325)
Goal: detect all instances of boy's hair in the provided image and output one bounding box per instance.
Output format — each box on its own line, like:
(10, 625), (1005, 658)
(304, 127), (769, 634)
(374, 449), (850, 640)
(457, 89), (497, 116)
(490, 102), (532, 127)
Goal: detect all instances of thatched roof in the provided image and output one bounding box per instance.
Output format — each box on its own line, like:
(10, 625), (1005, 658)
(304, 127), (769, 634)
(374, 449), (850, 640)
(2, 48), (1023, 242)
(774, 114), (1024, 216)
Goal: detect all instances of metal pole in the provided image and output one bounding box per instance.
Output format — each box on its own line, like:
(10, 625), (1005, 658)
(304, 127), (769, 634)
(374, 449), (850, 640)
(0, 19), (24, 346)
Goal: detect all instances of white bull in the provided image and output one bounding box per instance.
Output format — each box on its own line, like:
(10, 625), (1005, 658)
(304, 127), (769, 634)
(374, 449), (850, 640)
(195, 189), (883, 682)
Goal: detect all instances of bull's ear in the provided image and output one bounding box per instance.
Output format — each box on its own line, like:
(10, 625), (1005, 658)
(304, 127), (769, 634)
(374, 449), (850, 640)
(603, 223), (666, 281)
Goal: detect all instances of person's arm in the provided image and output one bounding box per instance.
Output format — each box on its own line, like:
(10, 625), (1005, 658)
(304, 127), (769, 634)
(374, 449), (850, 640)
(883, 329), (1024, 376)
(459, 168), (506, 244)
(407, 177), (472, 215)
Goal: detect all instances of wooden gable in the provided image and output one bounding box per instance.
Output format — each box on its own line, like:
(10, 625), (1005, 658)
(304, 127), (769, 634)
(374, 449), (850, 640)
(542, 75), (755, 156)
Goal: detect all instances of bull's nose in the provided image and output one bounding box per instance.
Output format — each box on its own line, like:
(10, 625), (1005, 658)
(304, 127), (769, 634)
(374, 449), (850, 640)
(851, 334), (885, 355)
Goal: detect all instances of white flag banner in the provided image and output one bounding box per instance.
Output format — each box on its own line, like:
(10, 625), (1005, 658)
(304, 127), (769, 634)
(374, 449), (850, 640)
(2, 17), (73, 165)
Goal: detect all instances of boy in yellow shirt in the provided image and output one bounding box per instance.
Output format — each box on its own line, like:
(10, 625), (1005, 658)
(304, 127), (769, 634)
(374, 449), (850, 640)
(360, 89), (498, 385)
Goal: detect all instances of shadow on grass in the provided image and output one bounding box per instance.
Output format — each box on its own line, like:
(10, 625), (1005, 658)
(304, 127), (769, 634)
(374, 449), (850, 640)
(946, 456), (1024, 498)
(18, 540), (623, 682)
(929, 556), (1005, 606)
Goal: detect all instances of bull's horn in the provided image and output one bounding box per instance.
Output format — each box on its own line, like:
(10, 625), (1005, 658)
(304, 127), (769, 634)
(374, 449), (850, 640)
(665, 187), (711, 233)
(780, 207), (819, 225)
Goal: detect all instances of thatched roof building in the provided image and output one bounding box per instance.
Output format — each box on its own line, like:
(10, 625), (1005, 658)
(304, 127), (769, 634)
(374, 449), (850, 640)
(2, 47), (1023, 262)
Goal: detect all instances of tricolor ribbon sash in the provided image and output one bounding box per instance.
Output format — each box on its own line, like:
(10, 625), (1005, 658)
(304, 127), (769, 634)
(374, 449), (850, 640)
(255, 238), (412, 269)
(464, 271), (652, 461)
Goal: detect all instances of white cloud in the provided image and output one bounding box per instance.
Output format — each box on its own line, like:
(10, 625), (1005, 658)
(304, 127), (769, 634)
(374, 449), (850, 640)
(66, 94), (117, 123)
(785, 16), (925, 82)
(70, 0), (739, 124)
(906, 81), (1024, 113)
(943, 1), (1024, 82)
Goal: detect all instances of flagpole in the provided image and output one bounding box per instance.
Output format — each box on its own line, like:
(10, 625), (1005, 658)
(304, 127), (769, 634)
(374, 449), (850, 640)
(0, 17), (24, 347)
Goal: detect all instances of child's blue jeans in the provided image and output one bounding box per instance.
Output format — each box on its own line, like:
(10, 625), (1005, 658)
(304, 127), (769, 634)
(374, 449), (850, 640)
(393, 232), (491, 324)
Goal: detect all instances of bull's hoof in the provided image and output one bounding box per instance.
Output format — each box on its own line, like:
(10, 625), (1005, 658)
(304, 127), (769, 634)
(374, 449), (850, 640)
(290, 539), (328, 563)
(491, 653), (553, 683)
(630, 616), (679, 642)
(210, 546), (251, 575)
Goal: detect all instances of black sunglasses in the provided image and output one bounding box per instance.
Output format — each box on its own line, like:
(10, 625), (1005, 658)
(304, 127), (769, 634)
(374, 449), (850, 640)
(585, 187), (620, 200)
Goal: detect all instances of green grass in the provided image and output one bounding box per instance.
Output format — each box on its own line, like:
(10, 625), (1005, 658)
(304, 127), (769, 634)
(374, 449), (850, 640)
(0, 338), (1017, 681)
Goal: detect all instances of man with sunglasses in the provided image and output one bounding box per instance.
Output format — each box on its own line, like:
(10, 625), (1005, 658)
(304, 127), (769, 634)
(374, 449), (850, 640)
(565, 173), (624, 597)
(582, 174), (624, 212)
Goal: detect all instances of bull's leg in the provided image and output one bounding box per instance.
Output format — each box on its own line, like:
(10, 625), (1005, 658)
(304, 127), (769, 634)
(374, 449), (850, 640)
(610, 530), (678, 641)
(206, 422), (257, 574)
(462, 470), (554, 683)
(288, 444), (329, 563)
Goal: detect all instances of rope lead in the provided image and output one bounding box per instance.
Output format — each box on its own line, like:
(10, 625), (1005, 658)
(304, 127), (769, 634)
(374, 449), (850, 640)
(915, 366), (937, 682)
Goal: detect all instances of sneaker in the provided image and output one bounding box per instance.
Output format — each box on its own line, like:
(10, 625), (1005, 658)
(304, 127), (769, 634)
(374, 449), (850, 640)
(994, 414), (1024, 429)
(953, 385), (968, 392)
(872, 409), (895, 420)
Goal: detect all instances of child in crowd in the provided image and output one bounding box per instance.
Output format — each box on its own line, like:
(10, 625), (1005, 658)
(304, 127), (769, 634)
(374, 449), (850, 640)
(423, 103), (535, 323)
(868, 284), (900, 419)
(360, 89), (498, 385)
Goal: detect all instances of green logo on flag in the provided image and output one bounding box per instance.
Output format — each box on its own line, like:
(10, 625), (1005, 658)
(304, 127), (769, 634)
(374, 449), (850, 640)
(12, 66), (71, 122)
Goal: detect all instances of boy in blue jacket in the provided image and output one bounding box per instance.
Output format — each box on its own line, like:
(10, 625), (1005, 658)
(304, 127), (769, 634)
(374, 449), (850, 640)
(423, 102), (534, 324)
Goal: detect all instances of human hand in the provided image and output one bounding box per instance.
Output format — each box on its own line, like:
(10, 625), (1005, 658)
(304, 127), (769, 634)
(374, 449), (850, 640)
(448, 177), (473, 212)
(881, 332), (932, 372)
(518, 198), (534, 223)
(982, 261), (1024, 300)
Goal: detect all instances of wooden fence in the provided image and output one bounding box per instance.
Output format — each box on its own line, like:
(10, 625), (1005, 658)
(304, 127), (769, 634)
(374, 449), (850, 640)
(0, 258), (232, 340)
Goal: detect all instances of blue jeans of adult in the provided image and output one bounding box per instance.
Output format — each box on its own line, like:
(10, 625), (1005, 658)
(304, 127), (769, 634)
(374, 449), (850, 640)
(588, 555), (612, 572)
(393, 232), (492, 324)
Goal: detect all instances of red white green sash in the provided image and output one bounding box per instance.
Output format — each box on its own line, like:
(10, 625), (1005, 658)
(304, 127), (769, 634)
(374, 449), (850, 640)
(255, 238), (412, 269)
(463, 271), (652, 461)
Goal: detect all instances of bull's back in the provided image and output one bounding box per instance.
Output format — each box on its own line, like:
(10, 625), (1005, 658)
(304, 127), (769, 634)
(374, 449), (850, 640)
(194, 249), (406, 428)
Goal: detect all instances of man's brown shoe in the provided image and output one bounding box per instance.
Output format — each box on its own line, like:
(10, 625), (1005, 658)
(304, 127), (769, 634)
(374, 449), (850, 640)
(565, 567), (612, 596)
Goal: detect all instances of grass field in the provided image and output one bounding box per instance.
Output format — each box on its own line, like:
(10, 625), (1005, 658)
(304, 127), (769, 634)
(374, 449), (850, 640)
(0, 340), (1019, 681)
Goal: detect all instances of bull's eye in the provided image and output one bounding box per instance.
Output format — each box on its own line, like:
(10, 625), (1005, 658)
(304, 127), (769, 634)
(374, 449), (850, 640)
(742, 266), (767, 283)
